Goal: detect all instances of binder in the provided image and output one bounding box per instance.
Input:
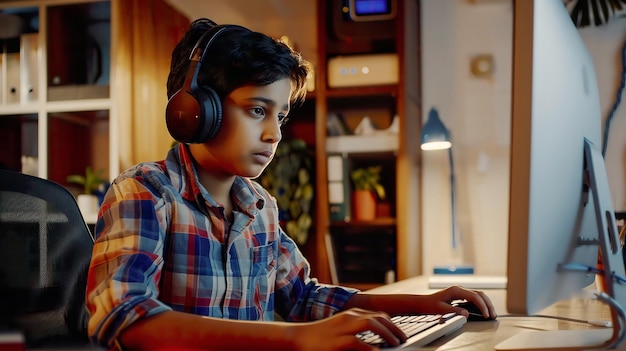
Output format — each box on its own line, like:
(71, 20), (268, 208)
(5, 52), (20, 104)
(20, 33), (38, 104)
(327, 154), (351, 221)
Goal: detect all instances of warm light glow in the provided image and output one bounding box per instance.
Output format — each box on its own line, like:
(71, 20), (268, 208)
(420, 141), (452, 150)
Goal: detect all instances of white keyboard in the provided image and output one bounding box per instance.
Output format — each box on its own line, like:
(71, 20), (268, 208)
(357, 313), (467, 349)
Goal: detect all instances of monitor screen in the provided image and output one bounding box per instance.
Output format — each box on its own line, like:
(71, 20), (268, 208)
(348, 0), (396, 22)
(501, 0), (626, 348)
(354, 0), (391, 15)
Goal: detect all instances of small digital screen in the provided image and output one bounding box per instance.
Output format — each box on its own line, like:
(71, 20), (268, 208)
(354, 0), (392, 16)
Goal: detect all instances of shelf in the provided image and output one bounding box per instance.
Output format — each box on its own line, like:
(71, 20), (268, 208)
(313, 0), (420, 284)
(45, 98), (111, 112)
(0, 1), (116, 183)
(325, 85), (398, 98)
(326, 134), (398, 153)
(0, 98), (111, 115)
(331, 217), (396, 227)
(47, 84), (109, 102)
(0, 105), (39, 115)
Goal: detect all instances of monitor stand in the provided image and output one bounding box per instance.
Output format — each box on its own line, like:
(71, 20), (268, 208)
(495, 329), (613, 351)
(496, 140), (626, 350)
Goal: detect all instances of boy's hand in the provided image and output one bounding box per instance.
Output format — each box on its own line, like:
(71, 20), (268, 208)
(293, 308), (407, 351)
(418, 286), (497, 320)
(344, 286), (498, 323)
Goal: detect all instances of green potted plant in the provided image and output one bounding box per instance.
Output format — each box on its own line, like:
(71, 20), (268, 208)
(67, 166), (107, 216)
(258, 139), (314, 246)
(350, 165), (386, 221)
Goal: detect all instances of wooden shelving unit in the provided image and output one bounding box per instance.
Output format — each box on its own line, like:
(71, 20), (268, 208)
(310, 0), (422, 287)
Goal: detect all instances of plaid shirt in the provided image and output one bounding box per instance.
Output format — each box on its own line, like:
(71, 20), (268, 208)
(86, 144), (358, 348)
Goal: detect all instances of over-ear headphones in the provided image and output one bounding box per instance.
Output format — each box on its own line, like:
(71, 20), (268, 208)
(165, 25), (239, 144)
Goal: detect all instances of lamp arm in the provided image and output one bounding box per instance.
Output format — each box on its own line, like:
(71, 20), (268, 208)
(449, 147), (459, 250)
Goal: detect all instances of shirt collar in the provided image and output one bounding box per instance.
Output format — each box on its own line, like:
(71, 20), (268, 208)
(166, 144), (265, 217)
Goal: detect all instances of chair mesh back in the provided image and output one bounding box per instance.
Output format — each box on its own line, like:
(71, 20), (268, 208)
(0, 170), (94, 347)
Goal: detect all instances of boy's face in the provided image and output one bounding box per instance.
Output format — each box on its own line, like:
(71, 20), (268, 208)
(189, 78), (292, 179)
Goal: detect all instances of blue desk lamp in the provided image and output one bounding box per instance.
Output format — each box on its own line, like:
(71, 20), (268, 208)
(421, 108), (474, 275)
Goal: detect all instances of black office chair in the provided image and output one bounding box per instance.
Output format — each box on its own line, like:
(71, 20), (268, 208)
(0, 169), (94, 348)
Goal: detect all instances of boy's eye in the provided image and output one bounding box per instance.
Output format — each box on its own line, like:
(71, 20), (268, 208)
(278, 114), (289, 126)
(250, 107), (265, 117)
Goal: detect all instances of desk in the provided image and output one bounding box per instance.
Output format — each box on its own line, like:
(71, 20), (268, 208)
(10, 276), (615, 351)
(367, 276), (616, 350)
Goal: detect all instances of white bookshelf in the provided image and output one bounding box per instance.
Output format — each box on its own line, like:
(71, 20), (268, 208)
(0, 0), (118, 184)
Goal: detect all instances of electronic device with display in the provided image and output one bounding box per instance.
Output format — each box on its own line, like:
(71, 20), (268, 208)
(496, 0), (626, 349)
(346, 0), (396, 22)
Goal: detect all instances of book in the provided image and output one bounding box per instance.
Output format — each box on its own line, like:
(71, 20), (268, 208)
(327, 154), (351, 222)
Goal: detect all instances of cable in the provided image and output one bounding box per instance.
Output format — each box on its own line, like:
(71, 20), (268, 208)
(594, 291), (626, 348)
(559, 262), (626, 285)
(601, 37), (626, 157)
(558, 262), (626, 347)
(496, 313), (612, 327)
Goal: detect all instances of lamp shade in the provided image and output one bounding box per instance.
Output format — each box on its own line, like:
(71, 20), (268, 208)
(420, 108), (452, 150)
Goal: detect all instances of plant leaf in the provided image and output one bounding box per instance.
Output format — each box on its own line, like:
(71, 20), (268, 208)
(67, 174), (86, 185)
(568, 0), (626, 27)
(590, 0), (605, 26)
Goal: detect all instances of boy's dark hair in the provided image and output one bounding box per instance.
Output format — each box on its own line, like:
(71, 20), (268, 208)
(167, 18), (310, 107)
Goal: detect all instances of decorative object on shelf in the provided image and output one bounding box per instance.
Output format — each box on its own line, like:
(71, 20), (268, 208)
(565, 0), (626, 27)
(350, 165), (385, 221)
(0, 13), (24, 39)
(420, 108), (474, 275)
(353, 116), (377, 135)
(258, 139), (314, 246)
(326, 112), (349, 136)
(353, 115), (399, 136)
(66, 166), (107, 218)
(385, 115), (399, 135)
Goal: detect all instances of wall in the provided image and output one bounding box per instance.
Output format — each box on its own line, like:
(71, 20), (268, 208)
(162, 1), (318, 68)
(580, 20), (626, 212)
(420, 0), (626, 276)
(111, 0), (189, 169)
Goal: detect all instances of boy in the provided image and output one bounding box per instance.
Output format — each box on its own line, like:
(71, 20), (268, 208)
(86, 18), (497, 351)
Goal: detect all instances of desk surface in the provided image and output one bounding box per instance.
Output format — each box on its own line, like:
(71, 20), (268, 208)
(368, 276), (616, 351)
(12, 276), (615, 351)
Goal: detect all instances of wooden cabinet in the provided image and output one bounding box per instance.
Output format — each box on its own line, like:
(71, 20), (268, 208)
(311, 0), (422, 288)
(0, 0), (116, 194)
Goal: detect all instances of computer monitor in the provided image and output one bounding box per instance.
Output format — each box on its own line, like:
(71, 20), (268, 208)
(498, 0), (626, 349)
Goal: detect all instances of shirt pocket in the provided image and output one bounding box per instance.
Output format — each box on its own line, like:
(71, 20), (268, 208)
(250, 242), (277, 318)
(252, 242), (276, 277)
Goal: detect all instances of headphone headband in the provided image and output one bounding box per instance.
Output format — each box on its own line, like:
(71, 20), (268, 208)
(190, 26), (230, 62)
